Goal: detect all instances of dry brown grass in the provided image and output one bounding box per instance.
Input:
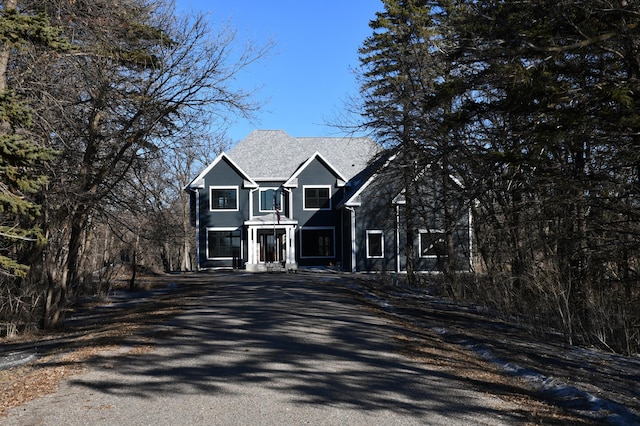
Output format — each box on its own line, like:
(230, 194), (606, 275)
(360, 291), (598, 425)
(0, 274), (194, 417)
(392, 331), (593, 425)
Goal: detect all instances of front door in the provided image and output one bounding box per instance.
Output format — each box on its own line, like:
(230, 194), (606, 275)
(258, 230), (285, 263)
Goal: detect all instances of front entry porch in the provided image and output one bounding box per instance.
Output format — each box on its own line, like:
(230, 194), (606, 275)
(245, 216), (297, 272)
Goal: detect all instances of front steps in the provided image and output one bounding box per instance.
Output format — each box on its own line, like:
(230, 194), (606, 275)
(245, 262), (298, 273)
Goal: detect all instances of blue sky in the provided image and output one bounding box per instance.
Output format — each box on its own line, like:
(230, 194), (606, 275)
(175, 1), (382, 144)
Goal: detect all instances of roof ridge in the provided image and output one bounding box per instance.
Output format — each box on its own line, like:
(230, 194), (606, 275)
(225, 130), (381, 183)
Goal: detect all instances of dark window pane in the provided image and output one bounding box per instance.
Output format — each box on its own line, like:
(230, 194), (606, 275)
(301, 229), (334, 257)
(304, 187), (330, 209)
(208, 230), (241, 258)
(420, 232), (446, 257)
(367, 232), (383, 257)
(260, 189), (276, 210)
(211, 188), (237, 209)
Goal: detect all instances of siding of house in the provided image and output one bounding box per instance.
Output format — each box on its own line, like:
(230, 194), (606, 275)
(290, 158), (344, 268)
(198, 157), (250, 269)
(340, 207), (354, 272)
(350, 172), (400, 273)
(395, 208), (471, 272)
(348, 163), (472, 273)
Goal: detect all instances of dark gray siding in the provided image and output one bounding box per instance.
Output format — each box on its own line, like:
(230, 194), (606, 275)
(291, 158), (344, 267)
(352, 168), (471, 273)
(197, 158), (250, 269)
(352, 174), (399, 273)
(395, 207), (470, 272)
(340, 208), (353, 272)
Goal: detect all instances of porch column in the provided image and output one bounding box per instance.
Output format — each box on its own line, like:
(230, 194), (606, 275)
(287, 226), (296, 265)
(247, 227), (255, 265)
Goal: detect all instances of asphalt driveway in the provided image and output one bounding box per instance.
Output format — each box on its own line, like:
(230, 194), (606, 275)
(4, 272), (528, 425)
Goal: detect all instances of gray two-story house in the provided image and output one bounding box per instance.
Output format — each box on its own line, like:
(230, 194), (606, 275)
(186, 130), (471, 273)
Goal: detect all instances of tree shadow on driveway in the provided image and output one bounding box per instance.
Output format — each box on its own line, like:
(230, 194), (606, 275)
(65, 272), (586, 425)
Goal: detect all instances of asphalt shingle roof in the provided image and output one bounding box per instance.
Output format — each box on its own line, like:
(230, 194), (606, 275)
(227, 130), (381, 181)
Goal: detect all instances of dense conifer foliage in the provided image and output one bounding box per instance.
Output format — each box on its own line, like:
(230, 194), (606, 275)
(358, 0), (640, 354)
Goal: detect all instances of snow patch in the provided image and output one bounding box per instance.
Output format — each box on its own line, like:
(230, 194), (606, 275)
(0, 352), (38, 371)
(350, 280), (640, 426)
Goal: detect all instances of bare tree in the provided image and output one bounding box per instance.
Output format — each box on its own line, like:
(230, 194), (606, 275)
(11, 0), (272, 327)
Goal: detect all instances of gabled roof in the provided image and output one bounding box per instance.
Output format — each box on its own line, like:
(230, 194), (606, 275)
(341, 153), (467, 208)
(340, 151), (397, 207)
(283, 151), (348, 188)
(186, 152), (257, 189)
(226, 130), (381, 181)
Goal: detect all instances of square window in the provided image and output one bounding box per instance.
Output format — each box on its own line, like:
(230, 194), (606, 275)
(207, 229), (241, 258)
(301, 228), (334, 257)
(419, 231), (447, 257)
(304, 187), (330, 209)
(210, 187), (237, 210)
(366, 230), (384, 258)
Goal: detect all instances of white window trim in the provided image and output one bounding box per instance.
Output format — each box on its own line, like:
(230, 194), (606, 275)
(302, 185), (332, 211)
(206, 227), (243, 260)
(258, 187), (283, 213)
(366, 230), (384, 259)
(299, 226), (335, 258)
(209, 186), (239, 211)
(419, 229), (447, 258)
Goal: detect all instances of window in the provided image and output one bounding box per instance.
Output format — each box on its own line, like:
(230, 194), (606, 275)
(419, 230), (447, 257)
(366, 230), (384, 258)
(207, 229), (241, 258)
(259, 188), (280, 212)
(304, 186), (330, 210)
(300, 227), (334, 257)
(210, 187), (237, 210)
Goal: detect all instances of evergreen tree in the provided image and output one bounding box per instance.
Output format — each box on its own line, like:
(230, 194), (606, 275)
(0, 93), (52, 277)
(359, 0), (640, 352)
(0, 1), (67, 277)
(451, 0), (640, 352)
(358, 0), (467, 288)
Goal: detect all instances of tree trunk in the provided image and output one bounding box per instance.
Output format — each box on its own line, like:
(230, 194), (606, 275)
(129, 250), (138, 290)
(180, 235), (191, 271)
(65, 209), (88, 293)
(43, 269), (64, 328)
(0, 0), (17, 92)
(41, 207), (89, 328)
(180, 190), (192, 272)
(160, 242), (171, 273)
(403, 177), (416, 287)
(129, 231), (140, 290)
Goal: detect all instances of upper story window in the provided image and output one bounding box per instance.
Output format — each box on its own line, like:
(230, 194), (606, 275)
(303, 186), (331, 210)
(210, 186), (238, 211)
(259, 188), (281, 212)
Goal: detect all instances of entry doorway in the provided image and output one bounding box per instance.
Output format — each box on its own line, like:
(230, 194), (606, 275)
(258, 230), (286, 263)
